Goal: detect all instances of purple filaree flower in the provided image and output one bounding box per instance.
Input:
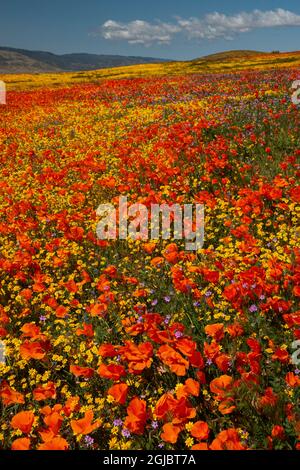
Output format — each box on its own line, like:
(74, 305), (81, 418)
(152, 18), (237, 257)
(249, 304), (258, 313)
(113, 419), (123, 427)
(122, 429), (131, 438)
(151, 421), (159, 429)
(295, 369), (300, 375)
(259, 295), (266, 300)
(206, 359), (213, 366)
(164, 315), (171, 325)
(205, 291), (212, 297)
(151, 299), (158, 306)
(164, 296), (171, 303)
(174, 331), (183, 339)
(158, 443), (164, 448)
(39, 315), (47, 322)
(84, 435), (94, 447)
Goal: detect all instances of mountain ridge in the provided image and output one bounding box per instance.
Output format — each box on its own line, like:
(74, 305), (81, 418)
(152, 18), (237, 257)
(0, 46), (171, 73)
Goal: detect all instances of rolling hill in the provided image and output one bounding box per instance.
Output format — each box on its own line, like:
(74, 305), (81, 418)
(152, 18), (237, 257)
(0, 46), (171, 74)
(2, 49), (300, 91)
(200, 50), (266, 61)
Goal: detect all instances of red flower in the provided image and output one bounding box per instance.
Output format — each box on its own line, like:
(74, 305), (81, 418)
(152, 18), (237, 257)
(107, 383), (129, 404)
(11, 411), (35, 434)
(124, 397), (147, 435)
(157, 345), (189, 376)
(33, 382), (56, 401)
(98, 363), (126, 381)
(71, 410), (101, 435)
(190, 421), (210, 441)
(70, 365), (94, 378)
(161, 423), (181, 444)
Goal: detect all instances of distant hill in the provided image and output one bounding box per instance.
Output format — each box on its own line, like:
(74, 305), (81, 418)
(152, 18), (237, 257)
(198, 50), (267, 62)
(0, 46), (171, 74)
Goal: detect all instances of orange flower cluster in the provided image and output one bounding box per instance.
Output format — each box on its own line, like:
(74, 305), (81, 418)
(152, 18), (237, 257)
(0, 67), (299, 450)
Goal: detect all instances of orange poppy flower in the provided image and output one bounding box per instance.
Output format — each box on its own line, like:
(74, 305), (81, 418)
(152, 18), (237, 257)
(11, 437), (31, 450)
(190, 421), (210, 440)
(103, 265), (117, 277)
(271, 425), (285, 439)
(227, 323), (244, 338)
(218, 398), (236, 415)
(70, 365), (94, 378)
(204, 341), (221, 360)
(11, 410), (35, 434)
(187, 348), (204, 368)
(143, 242), (156, 254)
(124, 397), (147, 435)
(41, 404), (62, 416)
(98, 363), (126, 381)
(20, 288), (32, 301)
(55, 305), (69, 318)
(259, 387), (278, 408)
(121, 341), (153, 373)
(20, 340), (46, 360)
(210, 375), (233, 398)
(157, 345), (189, 376)
(283, 312), (300, 327)
(154, 393), (178, 420)
(163, 244), (179, 264)
(205, 323), (224, 342)
(272, 348), (289, 363)
(171, 397), (196, 425)
(176, 378), (200, 399)
(294, 286), (300, 297)
(71, 410), (101, 435)
(68, 226), (84, 241)
(150, 257), (164, 267)
(21, 323), (43, 339)
(39, 428), (56, 443)
(210, 428), (246, 450)
(98, 344), (118, 357)
(38, 437), (69, 450)
(223, 284), (237, 301)
(32, 282), (46, 293)
(191, 443), (209, 450)
(215, 354), (231, 373)
(175, 338), (197, 357)
(76, 323), (94, 337)
(286, 372), (300, 387)
(33, 381), (56, 401)
(0, 382), (25, 406)
(161, 423), (181, 444)
(44, 411), (63, 435)
(107, 383), (129, 404)
(63, 280), (78, 293)
(90, 302), (107, 316)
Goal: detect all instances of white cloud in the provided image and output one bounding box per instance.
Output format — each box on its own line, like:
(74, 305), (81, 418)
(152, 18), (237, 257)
(179, 8), (300, 40)
(101, 19), (181, 45)
(98, 8), (300, 45)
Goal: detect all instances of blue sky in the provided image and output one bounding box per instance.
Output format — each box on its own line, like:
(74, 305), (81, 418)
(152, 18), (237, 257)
(1, 1), (300, 59)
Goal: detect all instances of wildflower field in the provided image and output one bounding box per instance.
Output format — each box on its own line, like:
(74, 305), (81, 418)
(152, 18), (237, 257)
(0, 57), (300, 450)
